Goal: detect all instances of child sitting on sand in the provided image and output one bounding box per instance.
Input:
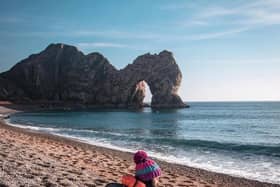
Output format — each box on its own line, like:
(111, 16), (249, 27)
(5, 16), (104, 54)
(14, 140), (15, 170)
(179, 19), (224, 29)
(122, 150), (161, 187)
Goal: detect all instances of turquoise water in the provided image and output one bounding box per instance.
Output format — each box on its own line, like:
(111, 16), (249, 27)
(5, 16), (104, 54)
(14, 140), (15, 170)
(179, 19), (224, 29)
(8, 102), (280, 184)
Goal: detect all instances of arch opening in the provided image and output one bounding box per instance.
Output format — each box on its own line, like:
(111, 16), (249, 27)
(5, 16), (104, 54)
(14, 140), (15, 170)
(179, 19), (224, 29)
(129, 80), (152, 108)
(143, 81), (152, 104)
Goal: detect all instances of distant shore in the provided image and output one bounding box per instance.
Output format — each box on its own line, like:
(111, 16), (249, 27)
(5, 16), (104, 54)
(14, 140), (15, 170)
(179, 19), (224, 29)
(0, 103), (279, 187)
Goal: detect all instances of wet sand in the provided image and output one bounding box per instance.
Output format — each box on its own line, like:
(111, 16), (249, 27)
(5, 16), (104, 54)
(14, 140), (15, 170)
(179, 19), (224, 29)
(0, 104), (279, 187)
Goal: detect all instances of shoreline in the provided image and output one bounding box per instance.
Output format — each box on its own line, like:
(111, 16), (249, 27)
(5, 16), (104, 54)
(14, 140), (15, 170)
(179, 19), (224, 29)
(0, 104), (279, 187)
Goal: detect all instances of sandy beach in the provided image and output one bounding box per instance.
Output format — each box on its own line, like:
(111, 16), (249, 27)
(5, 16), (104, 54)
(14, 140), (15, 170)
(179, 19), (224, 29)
(0, 104), (279, 187)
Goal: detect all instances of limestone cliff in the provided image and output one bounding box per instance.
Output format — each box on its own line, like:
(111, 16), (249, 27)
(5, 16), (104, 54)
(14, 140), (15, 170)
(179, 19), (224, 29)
(0, 43), (187, 108)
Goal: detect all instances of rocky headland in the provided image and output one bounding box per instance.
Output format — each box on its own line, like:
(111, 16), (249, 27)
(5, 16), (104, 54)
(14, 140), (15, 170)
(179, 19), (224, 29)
(0, 43), (187, 108)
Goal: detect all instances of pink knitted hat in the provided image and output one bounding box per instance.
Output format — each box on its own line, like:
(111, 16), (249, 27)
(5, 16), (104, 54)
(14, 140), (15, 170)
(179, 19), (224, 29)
(134, 150), (161, 181)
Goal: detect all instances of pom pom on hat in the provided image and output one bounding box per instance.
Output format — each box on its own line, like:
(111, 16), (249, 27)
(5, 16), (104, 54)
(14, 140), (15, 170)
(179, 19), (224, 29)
(134, 150), (148, 164)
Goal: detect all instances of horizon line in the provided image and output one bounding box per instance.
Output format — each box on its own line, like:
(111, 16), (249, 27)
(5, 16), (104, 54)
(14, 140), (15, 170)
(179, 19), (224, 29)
(184, 100), (280, 102)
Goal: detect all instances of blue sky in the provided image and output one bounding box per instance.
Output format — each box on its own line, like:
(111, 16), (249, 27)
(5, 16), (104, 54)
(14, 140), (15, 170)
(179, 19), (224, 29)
(0, 0), (280, 101)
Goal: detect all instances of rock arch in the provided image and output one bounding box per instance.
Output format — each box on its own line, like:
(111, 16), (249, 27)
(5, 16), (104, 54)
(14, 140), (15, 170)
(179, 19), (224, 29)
(0, 44), (187, 108)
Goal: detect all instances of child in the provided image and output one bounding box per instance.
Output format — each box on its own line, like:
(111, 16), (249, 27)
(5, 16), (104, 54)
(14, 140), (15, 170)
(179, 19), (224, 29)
(134, 150), (161, 187)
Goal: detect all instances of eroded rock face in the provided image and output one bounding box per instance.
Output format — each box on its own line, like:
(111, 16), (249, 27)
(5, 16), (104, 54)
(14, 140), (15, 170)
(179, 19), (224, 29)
(0, 43), (187, 108)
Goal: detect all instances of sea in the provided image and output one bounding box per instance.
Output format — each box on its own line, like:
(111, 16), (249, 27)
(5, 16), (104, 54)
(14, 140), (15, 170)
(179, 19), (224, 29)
(6, 102), (280, 184)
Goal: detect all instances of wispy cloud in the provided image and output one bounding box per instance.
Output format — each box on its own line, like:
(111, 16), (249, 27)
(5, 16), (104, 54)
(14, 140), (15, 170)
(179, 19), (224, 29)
(5, 1), (273, 43)
(2, 30), (162, 40)
(1, 1), (279, 45)
(4, 2), (268, 42)
(75, 28), (250, 41)
(182, 0), (280, 27)
(184, 27), (249, 41)
(164, 0), (280, 41)
(0, 27), (248, 42)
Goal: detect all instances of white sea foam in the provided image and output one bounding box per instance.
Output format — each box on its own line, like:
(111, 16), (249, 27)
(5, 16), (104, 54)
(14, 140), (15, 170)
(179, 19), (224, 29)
(148, 151), (280, 184)
(5, 119), (59, 132)
(53, 133), (136, 153)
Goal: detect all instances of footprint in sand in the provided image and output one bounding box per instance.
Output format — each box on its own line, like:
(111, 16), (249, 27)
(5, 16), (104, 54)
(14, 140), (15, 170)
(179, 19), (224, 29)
(111, 173), (119, 177)
(83, 158), (92, 164)
(62, 172), (68, 176)
(84, 183), (96, 187)
(177, 184), (190, 187)
(168, 179), (176, 183)
(94, 179), (107, 185)
(98, 169), (106, 174)
(163, 184), (173, 187)
(183, 180), (193, 184)
(16, 161), (24, 167)
(0, 153), (7, 158)
(59, 179), (73, 186)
